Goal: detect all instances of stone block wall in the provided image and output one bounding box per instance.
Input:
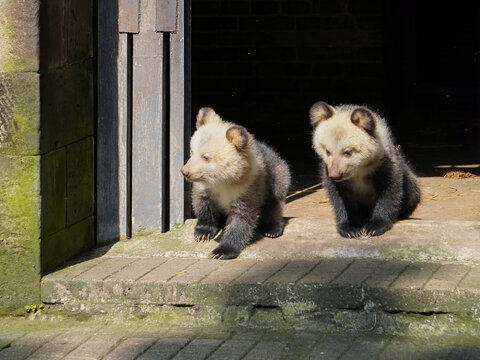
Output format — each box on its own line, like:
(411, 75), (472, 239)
(39, 0), (95, 273)
(192, 0), (385, 164)
(0, 0), (94, 311)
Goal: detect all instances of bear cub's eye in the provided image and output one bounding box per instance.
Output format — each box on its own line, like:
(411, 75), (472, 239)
(343, 149), (352, 157)
(202, 154), (211, 162)
(325, 149), (331, 156)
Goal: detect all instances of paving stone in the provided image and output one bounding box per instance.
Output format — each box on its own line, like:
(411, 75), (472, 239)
(63, 335), (122, 360)
(339, 338), (388, 359)
(306, 335), (353, 360)
(207, 339), (258, 360)
(139, 258), (199, 282)
(232, 260), (288, 284)
(0, 331), (59, 360)
(457, 265), (480, 291)
(242, 340), (286, 360)
(105, 258), (169, 281)
(42, 257), (106, 281)
(424, 263), (471, 291)
(172, 338), (224, 360)
(331, 259), (382, 285)
(169, 259), (221, 283)
(74, 258), (137, 281)
(265, 260), (319, 284)
(103, 338), (157, 360)
(298, 259), (353, 284)
(136, 336), (192, 360)
(201, 259), (257, 284)
(378, 340), (452, 360)
(389, 262), (442, 290)
(26, 333), (91, 360)
(0, 333), (24, 346)
(449, 345), (480, 360)
(363, 260), (409, 288)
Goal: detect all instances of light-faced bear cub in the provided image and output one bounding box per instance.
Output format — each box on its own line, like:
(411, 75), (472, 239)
(310, 102), (421, 238)
(181, 108), (291, 259)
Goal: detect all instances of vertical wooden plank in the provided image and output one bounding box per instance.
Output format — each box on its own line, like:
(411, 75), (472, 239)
(119, 0), (140, 33)
(131, 0), (165, 232)
(97, 1), (129, 243)
(169, 0), (191, 228)
(156, 0), (177, 32)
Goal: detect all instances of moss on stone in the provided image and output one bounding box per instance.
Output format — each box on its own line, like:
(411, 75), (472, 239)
(0, 155), (41, 311)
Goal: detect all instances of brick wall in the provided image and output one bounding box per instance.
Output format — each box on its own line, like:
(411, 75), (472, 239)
(39, 0), (95, 273)
(192, 0), (386, 165)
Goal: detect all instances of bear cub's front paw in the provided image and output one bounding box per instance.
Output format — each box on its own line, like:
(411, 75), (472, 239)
(337, 223), (364, 239)
(194, 223), (219, 242)
(209, 244), (240, 260)
(362, 218), (392, 237)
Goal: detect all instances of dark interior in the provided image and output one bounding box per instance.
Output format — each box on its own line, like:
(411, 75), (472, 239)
(192, 0), (480, 179)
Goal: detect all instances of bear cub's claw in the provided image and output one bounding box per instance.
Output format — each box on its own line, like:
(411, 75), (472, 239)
(194, 224), (219, 242)
(209, 244), (240, 260)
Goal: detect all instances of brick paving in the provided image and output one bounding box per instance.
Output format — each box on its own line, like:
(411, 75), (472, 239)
(1, 323), (479, 360)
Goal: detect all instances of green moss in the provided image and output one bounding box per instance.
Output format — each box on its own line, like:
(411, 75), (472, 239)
(0, 155), (41, 311)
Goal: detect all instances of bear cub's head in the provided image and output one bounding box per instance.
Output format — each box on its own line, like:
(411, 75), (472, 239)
(310, 101), (384, 182)
(181, 107), (253, 186)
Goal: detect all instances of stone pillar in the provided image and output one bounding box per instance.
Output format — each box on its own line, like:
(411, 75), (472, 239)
(0, 0), (94, 311)
(0, 0), (42, 311)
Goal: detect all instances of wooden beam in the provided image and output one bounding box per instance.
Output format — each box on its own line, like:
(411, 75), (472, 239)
(97, 1), (130, 243)
(156, 0), (177, 32)
(119, 0), (140, 33)
(169, 0), (191, 228)
(131, 0), (165, 233)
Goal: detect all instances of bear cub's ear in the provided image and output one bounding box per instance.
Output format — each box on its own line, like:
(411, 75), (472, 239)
(226, 125), (249, 152)
(309, 101), (334, 127)
(351, 108), (376, 135)
(196, 107), (223, 128)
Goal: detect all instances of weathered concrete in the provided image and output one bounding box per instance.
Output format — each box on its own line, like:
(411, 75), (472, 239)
(0, 317), (479, 359)
(39, 175), (480, 334)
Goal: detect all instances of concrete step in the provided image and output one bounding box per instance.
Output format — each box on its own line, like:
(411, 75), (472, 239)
(41, 253), (480, 336)
(41, 175), (480, 335)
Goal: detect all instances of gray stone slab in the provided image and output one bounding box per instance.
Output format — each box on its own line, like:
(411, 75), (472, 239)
(26, 333), (90, 360)
(63, 335), (122, 360)
(307, 336), (353, 360)
(139, 258), (199, 282)
(103, 337), (157, 360)
(340, 338), (388, 360)
(424, 263), (471, 291)
(242, 340), (286, 360)
(42, 257), (106, 281)
(207, 339), (258, 360)
(265, 260), (319, 284)
(201, 260), (257, 284)
(458, 265), (480, 291)
(232, 260), (288, 284)
(331, 259), (381, 286)
(169, 259), (221, 283)
(106, 257), (169, 281)
(0, 331), (59, 360)
(298, 259), (353, 284)
(390, 262), (442, 290)
(75, 258), (137, 280)
(363, 260), (409, 288)
(379, 340), (452, 360)
(136, 337), (192, 360)
(172, 338), (224, 360)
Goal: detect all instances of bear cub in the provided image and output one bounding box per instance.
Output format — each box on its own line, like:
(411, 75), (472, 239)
(310, 102), (421, 238)
(181, 107), (291, 259)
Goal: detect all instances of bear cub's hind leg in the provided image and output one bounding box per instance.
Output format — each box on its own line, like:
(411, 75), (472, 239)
(259, 195), (286, 238)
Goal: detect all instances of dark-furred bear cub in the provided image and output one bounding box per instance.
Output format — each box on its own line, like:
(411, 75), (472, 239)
(181, 108), (291, 259)
(310, 102), (421, 238)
